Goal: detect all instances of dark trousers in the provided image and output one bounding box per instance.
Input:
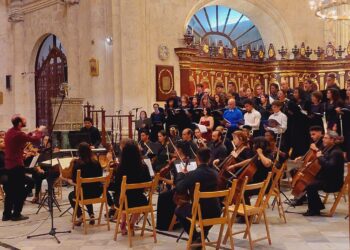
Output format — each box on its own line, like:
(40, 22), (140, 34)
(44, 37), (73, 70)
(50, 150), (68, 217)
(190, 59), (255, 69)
(306, 181), (325, 212)
(175, 202), (220, 241)
(68, 188), (102, 217)
(3, 167), (26, 217)
(156, 189), (176, 230)
(32, 171), (46, 196)
(24, 175), (34, 196)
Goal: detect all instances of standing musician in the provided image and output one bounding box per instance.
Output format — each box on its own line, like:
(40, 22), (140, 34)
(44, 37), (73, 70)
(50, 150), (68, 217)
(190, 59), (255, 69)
(3, 115), (45, 221)
(303, 131), (344, 216)
(80, 117), (101, 148)
(68, 142), (103, 226)
(208, 130), (227, 167)
(174, 148), (221, 243)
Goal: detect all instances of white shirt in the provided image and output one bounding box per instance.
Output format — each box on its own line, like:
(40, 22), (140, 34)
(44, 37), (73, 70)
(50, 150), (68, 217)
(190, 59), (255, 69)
(267, 111), (288, 134)
(244, 108), (261, 131)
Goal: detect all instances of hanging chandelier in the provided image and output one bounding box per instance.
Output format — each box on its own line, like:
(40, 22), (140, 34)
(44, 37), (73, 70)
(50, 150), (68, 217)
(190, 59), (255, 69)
(309, 0), (350, 20)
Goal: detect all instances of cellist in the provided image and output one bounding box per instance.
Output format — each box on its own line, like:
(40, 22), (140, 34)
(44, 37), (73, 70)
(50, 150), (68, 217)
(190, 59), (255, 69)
(303, 131), (344, 216)
(290, 125), (324, 206)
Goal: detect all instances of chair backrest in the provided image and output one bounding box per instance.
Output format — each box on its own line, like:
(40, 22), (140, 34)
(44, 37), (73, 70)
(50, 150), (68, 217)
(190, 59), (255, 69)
(76, 169), (113, 199)
(191, 179), (238, 223)
(264, 164), (285, 202)
(119, 173), (159, 210)
(242, 172), (272, 208)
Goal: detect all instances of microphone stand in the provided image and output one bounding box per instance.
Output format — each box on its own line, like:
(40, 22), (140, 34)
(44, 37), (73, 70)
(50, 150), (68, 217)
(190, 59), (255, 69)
(27, 88), (71, 243)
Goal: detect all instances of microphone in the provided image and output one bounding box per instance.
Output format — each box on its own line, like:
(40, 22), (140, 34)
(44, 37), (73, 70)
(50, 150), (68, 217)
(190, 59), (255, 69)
(59, 82), (69, 97)
(132, 107), (142, 110)
(116, 110), (122, 114)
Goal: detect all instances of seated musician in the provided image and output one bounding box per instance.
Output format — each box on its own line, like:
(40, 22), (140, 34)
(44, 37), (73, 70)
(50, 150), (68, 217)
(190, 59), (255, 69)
(139, 129), (158, 158)
(153, 130), (175, 173)
(80, 117), (101, 148)
(174, 148), (221, 243)
(208, 130), (227, 167)
(113, 142), (151, 235)
(193, 128), (207, 149)
(227, 137), (273, 205)
(264, 130), (288, 169)
(303, 131), (344, 216)
(169, 125), (181, 144)
(156, 142), (192, 230)
(181, 128), (199, 159)
(223, 98), (243, 138)
(291, 126), (324, 206)
(68, 142), (103, 226)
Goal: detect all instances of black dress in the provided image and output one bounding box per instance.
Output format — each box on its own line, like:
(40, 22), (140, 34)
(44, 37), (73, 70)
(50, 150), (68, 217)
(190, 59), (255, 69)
(308, 103), (325, 130)
(114, 164), (151, 208)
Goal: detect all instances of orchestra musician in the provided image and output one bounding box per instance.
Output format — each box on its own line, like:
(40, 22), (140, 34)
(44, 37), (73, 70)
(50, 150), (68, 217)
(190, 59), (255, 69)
(169, 125), (181, 144)
(193, 128), (207, 149)
(2, 115), (45, 221)
(208, 130), (227, 167)
(303, 131), (344, 216)
(80, 117), (101, 148)
(114, 142), (151, 235)
(138, 129), (158, 158)
(174, 148), (221, 243)
(290, 125), (324, 206)
(181, 128), (199, 159)
(156, 141), (192, 230)
(68, 142), (103, 226)
(264, 130), (288, 168)
(153, 130), (175, 173)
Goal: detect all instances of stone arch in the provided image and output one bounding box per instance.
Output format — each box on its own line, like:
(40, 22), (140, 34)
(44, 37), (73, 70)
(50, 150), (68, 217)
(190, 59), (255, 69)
(184, 0), (295, 49)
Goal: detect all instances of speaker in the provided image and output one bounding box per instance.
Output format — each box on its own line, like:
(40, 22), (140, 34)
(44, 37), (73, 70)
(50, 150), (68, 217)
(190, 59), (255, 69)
(5, 75), (11, 90)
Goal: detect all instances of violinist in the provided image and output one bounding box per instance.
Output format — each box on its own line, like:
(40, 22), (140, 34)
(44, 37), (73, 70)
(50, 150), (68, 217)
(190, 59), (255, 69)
(80, 117), (101, 148)
(303, 131), (344, 216)
(181, 128), (199, 159)
(169, 125), (181, 144)
(194, 128), (207, 149)
(264, 130), (288, 169)
(156, 142), (191, 231)
(174, 148), (221, 243)
(139, 129), (158, 159)
(208, 130), (227, 167)
(68, 142), (103, 226)
(153, 130), (175, 173)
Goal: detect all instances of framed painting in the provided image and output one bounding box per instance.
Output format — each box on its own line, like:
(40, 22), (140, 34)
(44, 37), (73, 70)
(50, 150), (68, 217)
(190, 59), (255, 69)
(156, 65), (174, 101)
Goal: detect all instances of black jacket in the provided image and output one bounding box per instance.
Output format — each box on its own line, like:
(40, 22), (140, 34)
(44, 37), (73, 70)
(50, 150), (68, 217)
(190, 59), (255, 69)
(175, 164), (221, 218)
(317, 145), (344, 192)
(209, 142), (227, 167)
(80, 126), (101, 148)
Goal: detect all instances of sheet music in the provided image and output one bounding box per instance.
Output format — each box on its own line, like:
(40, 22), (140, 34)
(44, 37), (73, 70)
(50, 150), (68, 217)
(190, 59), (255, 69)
(41, 157), (74, 169)
(175, 161), (197, 173)
(28, 155), (40, 169)
(193, 123), (208, 133)
(143, 158), (154, 177)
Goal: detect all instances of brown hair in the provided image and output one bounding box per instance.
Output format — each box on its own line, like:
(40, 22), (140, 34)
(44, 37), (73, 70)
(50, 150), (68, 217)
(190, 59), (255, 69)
(233, 130), (248, 145)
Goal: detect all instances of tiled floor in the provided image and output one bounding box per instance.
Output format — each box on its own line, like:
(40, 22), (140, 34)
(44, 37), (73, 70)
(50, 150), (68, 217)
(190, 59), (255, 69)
(0, 185), (349, 250)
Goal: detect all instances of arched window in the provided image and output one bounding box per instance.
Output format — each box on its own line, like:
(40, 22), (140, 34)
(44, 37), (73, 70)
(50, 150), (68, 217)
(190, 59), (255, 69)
(187, 5), (264, 49)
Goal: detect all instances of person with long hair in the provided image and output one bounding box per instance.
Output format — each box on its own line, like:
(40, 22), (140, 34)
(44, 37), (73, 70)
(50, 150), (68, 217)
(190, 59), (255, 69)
(135, 110), (151, 141)
(257, 94), (272, 136)
(199, 108), (214, 142)
(325, 88), (343, 133)
(336, 86), (350, 161)
(153, 130), (175, 172)
(308, 91), (325, 129)
(68, 142), (103, 226)
(199, 95), (212, 109)
(114, 142), (151, 235)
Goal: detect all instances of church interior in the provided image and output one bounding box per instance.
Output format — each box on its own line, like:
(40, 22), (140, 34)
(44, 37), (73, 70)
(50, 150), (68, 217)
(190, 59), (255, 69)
(0, 0), (350, 249)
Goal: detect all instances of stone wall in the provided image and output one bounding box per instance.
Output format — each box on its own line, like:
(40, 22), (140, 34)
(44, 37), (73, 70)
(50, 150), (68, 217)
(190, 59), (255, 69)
(0, 0), (340, 131)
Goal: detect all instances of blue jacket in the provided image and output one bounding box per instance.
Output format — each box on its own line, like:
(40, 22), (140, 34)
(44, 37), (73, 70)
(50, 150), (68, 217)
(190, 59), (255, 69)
(223, 108), (243, 129)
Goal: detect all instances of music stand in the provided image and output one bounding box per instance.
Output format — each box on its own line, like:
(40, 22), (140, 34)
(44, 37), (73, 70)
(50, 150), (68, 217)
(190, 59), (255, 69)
(27, 88), (71, 243)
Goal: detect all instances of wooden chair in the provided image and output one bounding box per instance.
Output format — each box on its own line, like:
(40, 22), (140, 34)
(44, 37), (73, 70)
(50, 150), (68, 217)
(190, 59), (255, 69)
(258, 164), (287, 223)
(72, 169), (112, 234)
(323, 163), (350, 217)
(186, 179), (237, 250)
(0, 185), (4, 201)
(224, 173), (273, 250)
(114, 173), (159, 248)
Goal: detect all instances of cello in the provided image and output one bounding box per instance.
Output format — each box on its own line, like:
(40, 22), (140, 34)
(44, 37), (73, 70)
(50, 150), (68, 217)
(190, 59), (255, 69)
(291, 145), (333, 199)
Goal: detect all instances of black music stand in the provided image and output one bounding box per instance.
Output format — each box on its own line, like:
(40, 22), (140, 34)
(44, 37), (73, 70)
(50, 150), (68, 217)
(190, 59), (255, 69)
(27, 86), (71, 243)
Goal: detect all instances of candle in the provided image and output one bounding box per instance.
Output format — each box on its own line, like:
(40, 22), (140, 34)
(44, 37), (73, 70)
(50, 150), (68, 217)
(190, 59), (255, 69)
(208, 37), (210, 45)
(199, 37), (202, 44)
(191, 27), (194, 35)
(216, 39), (218, 46)
(193, 37), (196, 44)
